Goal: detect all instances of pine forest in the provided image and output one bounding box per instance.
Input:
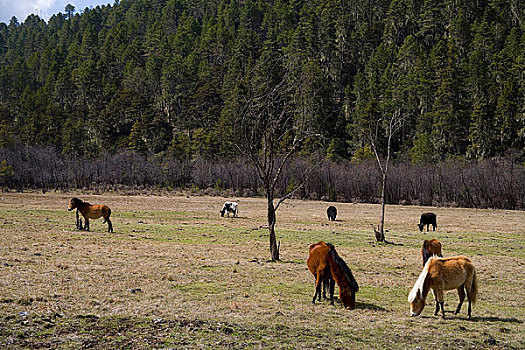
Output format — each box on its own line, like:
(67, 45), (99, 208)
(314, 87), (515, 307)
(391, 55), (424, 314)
(0, 0), (524, 209)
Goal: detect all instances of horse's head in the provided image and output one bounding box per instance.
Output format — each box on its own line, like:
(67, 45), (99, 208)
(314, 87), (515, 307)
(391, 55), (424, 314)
(340, 288), (356, 310)
(417, 223), (424, 232)
(220, 209), (225, 217)
(409, 290), (425, 316)
(68, 198), (79, 211)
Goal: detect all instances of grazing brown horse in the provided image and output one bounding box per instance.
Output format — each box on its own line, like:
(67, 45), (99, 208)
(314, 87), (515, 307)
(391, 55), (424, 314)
(307, 242), (335, 303)
(408, 256), (477, 318)
(68, 197), (113, 232)
(307, 241), (359, 309)
(421, 239), (443, 266)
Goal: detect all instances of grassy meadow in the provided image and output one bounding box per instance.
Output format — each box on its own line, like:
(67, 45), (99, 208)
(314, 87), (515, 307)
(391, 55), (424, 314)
(0, 192), (523, 349)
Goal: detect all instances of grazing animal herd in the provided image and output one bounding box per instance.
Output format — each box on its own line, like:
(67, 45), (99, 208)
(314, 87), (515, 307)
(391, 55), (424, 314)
(67, 198), (476, 318)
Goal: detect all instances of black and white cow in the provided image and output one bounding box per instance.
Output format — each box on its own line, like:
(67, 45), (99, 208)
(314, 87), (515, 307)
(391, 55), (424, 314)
(220, 201), (238, 217)
(327, 206), (337, 221)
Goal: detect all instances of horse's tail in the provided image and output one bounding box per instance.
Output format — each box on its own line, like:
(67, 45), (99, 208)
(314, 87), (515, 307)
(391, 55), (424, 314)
(103, 207), (112, 223)
(470, 267), (478, 304)
(422, 241), (431, 266)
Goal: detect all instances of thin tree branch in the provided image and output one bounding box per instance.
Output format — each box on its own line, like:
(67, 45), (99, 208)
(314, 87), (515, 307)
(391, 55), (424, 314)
(274, 158), (318, 211)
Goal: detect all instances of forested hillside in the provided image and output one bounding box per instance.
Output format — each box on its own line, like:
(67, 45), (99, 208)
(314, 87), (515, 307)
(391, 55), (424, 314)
(1, 0), (523, 159)
(0, 0), (524, 208)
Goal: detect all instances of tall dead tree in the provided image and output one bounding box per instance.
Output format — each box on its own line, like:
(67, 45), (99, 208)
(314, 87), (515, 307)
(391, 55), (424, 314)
(369, 108), (404, 242)
(234, 56), (319, 261)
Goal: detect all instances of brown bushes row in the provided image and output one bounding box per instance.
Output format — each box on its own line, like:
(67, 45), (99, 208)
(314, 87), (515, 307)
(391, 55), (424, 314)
(1, 146), (523, 210)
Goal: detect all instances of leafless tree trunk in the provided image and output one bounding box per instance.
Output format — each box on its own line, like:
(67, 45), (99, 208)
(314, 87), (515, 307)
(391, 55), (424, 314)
(267, 191), (278, 260)
(234, 56), (319, 261)
(369, 109), (403, 242)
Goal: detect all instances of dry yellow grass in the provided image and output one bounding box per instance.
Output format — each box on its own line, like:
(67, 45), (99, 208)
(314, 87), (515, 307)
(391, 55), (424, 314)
(0, 192), (523, 349)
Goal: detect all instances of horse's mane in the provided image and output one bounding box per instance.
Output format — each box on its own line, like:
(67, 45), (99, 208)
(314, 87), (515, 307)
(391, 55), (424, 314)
(309, 241), (327, 252)
(328, 245), (359, 292)
(309, 242), (320, 252)
(72, 197), (89, 208)
(408, 256), (441, 302)
(421, 240), (432, 263)
(422, 241), (432, 265)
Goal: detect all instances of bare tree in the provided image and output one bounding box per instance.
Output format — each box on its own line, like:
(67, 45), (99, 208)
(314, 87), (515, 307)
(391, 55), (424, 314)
(369, 108), (404, 242)
(234, 56), (319, 261)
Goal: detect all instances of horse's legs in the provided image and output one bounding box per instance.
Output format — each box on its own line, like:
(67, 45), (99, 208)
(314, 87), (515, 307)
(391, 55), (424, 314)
(434, 299), (440, 316)
(76, 210), (85, 230)
(329, 278), (335, 305)
(85, 218), (90, 231)
(317, 278), (323, 302)
(465, 279), (474, 318)
(75, 210), (80, 229)
(322, 278), (328, 300)
(432, 289), (439, 316)
(103, 209), (113, 232)
(434, 288), (445, 317)
(322, 278), (332, 300)
(312, 275), (322, 304)
(455, 286), (466, 315)
(439, 301), (446, 318)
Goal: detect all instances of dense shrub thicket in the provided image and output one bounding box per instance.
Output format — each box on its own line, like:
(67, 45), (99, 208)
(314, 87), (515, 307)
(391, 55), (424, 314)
(1, 146), (523, 210)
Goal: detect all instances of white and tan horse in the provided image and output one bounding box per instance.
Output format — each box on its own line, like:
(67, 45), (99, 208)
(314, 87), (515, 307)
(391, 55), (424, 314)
(408, 256), (477, 318)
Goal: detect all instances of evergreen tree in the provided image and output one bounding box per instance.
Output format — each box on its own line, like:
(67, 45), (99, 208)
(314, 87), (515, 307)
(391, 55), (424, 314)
(431, 38), (469, 157)
(0, 0), (522, 161)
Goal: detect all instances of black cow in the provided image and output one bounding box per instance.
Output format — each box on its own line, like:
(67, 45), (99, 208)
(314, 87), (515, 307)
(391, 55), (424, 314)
(418, 213), (437, 232)
(327, 206), (337, 221)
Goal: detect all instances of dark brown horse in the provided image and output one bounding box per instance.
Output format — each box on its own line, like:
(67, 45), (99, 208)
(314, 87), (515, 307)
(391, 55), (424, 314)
(422, 239), (443, 266)
(68, 197), (113, 232)
(307, 241), (359, 309)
